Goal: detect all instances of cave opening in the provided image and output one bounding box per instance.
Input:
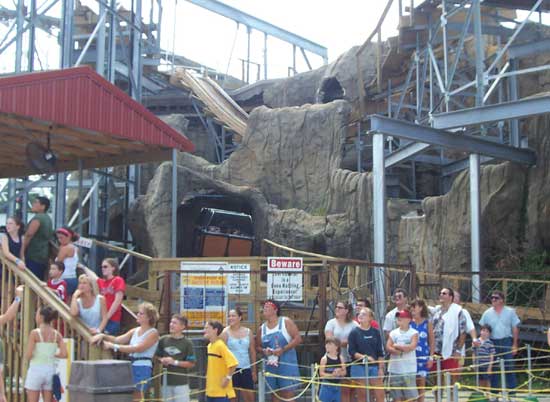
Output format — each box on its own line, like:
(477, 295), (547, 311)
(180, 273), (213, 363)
(177, 194), (255, 257)
(318, 77), (345, 103)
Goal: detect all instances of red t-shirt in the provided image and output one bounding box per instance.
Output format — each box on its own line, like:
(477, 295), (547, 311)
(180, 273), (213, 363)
(47, 279), (68, 303)
(97, 276), (126, 322)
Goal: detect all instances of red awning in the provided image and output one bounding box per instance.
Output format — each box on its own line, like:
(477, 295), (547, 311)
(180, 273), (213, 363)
(0, 66), (195, 178)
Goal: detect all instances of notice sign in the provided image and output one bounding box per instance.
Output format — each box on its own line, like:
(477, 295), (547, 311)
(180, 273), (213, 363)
(267, 257), (303, 301)
(180, 262), (228, 328)
(227, 263), (251, 295)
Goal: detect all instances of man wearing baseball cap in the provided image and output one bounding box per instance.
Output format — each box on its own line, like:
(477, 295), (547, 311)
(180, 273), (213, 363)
(386, 308), (419, 402)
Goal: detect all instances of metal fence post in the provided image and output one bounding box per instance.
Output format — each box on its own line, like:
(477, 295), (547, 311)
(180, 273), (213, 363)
(311, 364), (317, 402)
(446, 371), (452, 402)
(258, 360), (265, 402)
(162, 367), (167, 399)
(365, 359), (370, 402)
(527, 343), (532, 396)
(453, 383), (459, 402)
(500, 357), (508, 402)
(437, 359), (442, 402)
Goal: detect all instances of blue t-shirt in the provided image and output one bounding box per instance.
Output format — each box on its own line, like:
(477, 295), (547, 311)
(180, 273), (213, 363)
(476, 338), (496, 364)
(479, 307), (520, 340)
(348, 326), (384, 362)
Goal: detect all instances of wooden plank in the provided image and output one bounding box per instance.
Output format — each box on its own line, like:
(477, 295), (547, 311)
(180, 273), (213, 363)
(125, 285), (162, 302)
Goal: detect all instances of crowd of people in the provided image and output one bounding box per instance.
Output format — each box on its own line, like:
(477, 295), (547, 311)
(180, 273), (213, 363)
(1, 196), (549, 402)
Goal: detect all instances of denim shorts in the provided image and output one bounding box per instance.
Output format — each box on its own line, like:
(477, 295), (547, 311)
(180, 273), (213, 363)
(350, 364), (379, 379)
(132, 365), (152, 392)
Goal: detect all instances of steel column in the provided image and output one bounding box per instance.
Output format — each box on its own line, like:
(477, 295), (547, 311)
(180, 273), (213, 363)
(171, 149), (178, 257)
(509, 59), (520, 147)
(132, 0), (143, 100)
(15, 0), (24, 72)
(470, 153), (481, 303)
(55, 172), (67, 228)
(108, 0), (117, 83)
(263, 33), (268, 80)
(28, 0), (36, 71)
(7, 179), (16, 218)
(372, 133), (387, 318)
(60, 0), (74, 68)
(96, 0), (106, 75)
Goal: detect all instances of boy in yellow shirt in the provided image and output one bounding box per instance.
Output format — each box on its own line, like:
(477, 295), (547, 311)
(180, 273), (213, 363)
(204, 321), (238, 402)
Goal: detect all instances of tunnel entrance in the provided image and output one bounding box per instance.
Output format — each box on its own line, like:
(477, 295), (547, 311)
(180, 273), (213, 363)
(177, 194), (255, 257)
(317, 77), (345, 103)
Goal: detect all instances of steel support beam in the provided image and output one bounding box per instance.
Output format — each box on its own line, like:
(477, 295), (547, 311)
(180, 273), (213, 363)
(54, 172), (66, 228)
(470, 153), (481, 303)
(60, 0), (74, 68)
(432, 95), (550, 130)
(185, 0), (328, 61)
(171, 149), (178, 257)
(371, 116), (536, 165)
(508, 38), (550, 59)
(372, 133), (386, 322)
(385, 142), (430, 168)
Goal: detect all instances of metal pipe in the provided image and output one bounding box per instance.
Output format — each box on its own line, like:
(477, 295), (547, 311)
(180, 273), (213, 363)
(365, 358), (370, 402)
(15, 0), (24, 72)
(264, 32), (268, 80)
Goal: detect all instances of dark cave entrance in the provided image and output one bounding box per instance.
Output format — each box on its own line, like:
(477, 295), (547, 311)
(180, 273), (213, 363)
(177, 194), (255, 257)
(318, 77), (345, 103)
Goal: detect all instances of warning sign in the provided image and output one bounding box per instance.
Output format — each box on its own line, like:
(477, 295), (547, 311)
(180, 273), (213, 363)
(227, 263), (251, 295)
(267, 257), (303, 301)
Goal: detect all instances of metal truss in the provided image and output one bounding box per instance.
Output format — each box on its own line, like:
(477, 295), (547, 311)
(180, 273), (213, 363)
(358, 0), (550, 304)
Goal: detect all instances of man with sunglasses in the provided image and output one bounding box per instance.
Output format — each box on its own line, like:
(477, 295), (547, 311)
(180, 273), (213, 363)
(431, 287), (466, 381)
(383, 288), (408, 338)
(479, 291), (520, 392)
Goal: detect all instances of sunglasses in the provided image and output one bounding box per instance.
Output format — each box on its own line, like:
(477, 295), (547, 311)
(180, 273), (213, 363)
(490, 296), (501, 300)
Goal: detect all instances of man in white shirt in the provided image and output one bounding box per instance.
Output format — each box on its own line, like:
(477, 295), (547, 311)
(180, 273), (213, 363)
(383, 288), (409, 338)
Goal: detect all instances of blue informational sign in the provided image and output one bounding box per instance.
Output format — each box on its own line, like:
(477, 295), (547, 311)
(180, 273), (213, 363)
(183, 288), (205, 309)
(205, 288), (225, 306)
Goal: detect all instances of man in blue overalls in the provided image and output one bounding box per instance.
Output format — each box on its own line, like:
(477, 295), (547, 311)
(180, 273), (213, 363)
(256, 299), (302, 402)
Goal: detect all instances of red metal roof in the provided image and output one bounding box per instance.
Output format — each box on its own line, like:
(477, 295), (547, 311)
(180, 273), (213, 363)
(0, 66), (195, 153)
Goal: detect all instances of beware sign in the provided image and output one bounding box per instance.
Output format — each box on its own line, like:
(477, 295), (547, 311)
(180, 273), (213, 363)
(267, 257), (303, 301)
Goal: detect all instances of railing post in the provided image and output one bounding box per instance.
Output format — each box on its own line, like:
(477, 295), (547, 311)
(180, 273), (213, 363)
(500, 356), (508, 402)
(445, 371), (452, 402)
(365, 358), (370, 402)
(453, 383), (459, 402)
(311, 364), (316, 402)
(436, 358), (442, 402)
(527, 344), (532, 396)
(258, 360), (266, 402)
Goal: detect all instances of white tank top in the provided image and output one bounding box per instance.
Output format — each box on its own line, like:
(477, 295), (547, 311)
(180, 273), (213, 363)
(261, 317), (292, 343)
(61, 244), (78, 279)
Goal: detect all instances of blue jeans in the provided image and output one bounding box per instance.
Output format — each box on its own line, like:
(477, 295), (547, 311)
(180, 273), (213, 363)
(490, 337), (517, 390)
(104, 320), (121, 335)
(350, 364), (379, 379)
(206, 398), (229, 402)
(64, 277), (78, 297)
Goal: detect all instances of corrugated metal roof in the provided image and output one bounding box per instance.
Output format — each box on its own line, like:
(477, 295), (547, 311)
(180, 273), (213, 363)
(0, 66), (195, 153)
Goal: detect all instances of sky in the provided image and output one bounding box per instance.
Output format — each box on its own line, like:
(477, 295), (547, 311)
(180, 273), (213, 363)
(0, 1), (546, 80)
(0, 0), (401, 80)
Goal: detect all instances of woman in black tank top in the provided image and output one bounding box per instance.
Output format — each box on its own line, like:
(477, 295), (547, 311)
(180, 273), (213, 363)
(1, 216), (25, 269)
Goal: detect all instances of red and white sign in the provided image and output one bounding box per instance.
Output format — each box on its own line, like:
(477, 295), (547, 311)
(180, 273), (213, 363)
(267, 257), (303, 301)
(267, 257), (303, 271)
